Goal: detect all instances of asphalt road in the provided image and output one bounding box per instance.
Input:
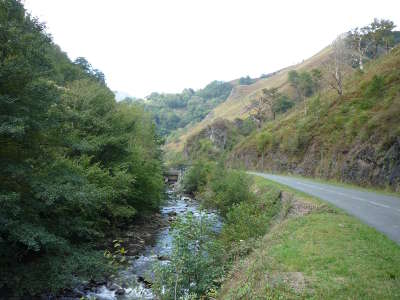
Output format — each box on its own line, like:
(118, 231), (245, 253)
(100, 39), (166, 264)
(250, 172), (400, 244)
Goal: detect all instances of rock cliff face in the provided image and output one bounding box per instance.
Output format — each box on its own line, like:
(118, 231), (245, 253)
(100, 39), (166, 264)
(184, 119), (237, 158)
(230, 135), (400, 191)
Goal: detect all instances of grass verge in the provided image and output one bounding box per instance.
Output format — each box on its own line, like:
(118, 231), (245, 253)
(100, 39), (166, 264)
(273, 172), (400, 198)
(219, 176), (400, 299)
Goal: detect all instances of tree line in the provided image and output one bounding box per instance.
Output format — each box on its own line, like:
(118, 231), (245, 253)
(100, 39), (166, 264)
(0, 0), (163, 296)
(126, 80), (233, 136)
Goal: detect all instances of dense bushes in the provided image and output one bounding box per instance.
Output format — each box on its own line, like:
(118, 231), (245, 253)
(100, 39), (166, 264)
(202, 168), (255, 216)
(0, 1), (163, 296)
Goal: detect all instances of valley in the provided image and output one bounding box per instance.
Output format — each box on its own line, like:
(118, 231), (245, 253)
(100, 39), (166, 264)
(1, 1), (399, 299)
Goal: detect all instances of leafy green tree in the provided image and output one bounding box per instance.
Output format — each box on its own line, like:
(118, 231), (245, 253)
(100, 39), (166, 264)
(369, 18), (395, 57)
(273, 95), (294, 115)
(0, 1), (164, 296)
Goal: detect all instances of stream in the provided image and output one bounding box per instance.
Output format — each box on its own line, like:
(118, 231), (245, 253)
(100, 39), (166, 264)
(83, 189), (220, 300)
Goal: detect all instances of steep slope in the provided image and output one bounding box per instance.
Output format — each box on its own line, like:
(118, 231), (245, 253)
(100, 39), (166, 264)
(166, 46), (333, 152)
(231, 46), (400, 191)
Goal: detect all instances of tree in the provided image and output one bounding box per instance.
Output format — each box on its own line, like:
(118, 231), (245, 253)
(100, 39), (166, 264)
(288, 70), (301, 100)
(311, 68), (322, 91)
(239, 75), (255, 85)
(346, 19), (396, 69)
(0, 1), (164, 295)
(288, 70), (318, 114)
(369, 18), (395, 57)
(272, 95), (294, 114)
(288, 70), (315, 100)
(323, 36), (349, 96)
(247, 87), (280, 128)
(262, 87), (281, 120)
(346, 27), (372, 70)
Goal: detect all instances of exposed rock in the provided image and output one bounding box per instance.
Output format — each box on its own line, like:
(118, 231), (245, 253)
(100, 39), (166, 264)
(230, 133), (400, 191)
(115, 288), (125, 295)
(137, 276), (153, 289)
(157, 255), (170, 261)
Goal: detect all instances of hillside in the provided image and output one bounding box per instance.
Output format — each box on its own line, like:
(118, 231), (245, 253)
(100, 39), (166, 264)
(135, 80), (235, 136)
(168, 37), (400, 192)
(230, 46), (400, 191)
(166, 46), (333, 152)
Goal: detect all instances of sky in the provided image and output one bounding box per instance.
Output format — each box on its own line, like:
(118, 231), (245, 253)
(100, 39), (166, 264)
(24, 0), (400, 98)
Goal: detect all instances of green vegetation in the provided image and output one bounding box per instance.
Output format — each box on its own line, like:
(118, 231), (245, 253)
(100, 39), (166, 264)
(2, 4), (399, 298)
(346, 18), (397, 69)
(232, 44), (400, 190)
(220, 176), (400, 299)
(201, 167), (255, 217)
(143, 80), (233, 136)
(176, 164), (400, 299)
(0, 0), (163, 296)
(153, 213), (224, 299)
(239, 75), (256, 85)
(288, 69), (322, 101)
(168, 161), (282, 297)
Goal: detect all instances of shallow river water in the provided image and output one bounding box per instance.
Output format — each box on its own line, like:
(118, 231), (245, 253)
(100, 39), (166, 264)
(85, 190), (219, 300)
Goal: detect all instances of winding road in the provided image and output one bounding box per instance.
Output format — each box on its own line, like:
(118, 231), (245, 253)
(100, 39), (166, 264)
(250, 172), (400, 244)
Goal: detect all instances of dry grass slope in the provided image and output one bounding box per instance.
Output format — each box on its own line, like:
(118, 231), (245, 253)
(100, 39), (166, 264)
(166, 46), (332, 152)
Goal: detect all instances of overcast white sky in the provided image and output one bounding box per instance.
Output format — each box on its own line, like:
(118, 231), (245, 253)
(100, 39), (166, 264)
(24, 0), (399, 98)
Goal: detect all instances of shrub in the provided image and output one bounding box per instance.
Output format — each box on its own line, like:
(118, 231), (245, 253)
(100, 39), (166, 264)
(183, 160), (214, 194)
(153, 212), (224, 299)
(202, 169), (254, 216)
(221, 187), (281, 250)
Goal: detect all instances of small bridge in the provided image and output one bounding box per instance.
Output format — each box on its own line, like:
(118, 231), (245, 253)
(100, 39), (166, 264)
(164, 169), (180, 184)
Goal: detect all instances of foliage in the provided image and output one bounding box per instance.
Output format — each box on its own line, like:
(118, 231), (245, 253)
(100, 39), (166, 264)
(0, 0), (163, 296)
(104, 239), (127, 266)
(273, 94), (294, 114)
(182, 160), (215, 194)
(144, 81), (233, 136)
(153, 212), (224, 299)
(288, 69), (321, 100)
(221, 186), (281, 251)
(235, 117), (257, 136)
(200, 168), (254, 217)
(239, 75), (256, 85)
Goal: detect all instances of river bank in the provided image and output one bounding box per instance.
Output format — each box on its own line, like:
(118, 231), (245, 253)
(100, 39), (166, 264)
(60, 190), (202, 300)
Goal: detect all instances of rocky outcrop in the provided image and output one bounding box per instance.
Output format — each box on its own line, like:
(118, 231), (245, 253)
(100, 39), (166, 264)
(184, 119), (237, 158)
(231, 134), (400, 191)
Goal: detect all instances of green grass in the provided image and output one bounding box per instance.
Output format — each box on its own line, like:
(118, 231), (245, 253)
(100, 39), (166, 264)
(219, 176), (400, 299)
